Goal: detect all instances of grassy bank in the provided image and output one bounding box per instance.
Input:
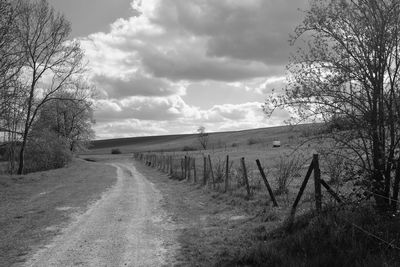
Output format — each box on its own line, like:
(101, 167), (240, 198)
(0, 159), (116, 266)
(218, 205), (400, 267)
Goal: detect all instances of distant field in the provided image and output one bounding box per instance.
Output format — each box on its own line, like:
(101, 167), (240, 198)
(86, 124), (317, 155)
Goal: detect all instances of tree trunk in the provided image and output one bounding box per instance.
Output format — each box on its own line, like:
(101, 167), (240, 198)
(17, 135), (27, 174)
(391, 157), (400, 212)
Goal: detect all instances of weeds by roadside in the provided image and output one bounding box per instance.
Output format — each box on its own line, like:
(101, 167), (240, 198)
(219, 204), (400, 267)
(273, 153), (304, 195)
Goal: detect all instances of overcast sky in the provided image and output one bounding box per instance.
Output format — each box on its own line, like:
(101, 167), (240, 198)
(48, 0), (309, 139)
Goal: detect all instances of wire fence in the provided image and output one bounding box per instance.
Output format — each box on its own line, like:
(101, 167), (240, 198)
(133, 151), (400, 251)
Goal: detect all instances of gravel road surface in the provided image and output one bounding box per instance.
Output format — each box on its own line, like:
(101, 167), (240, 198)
(23, 159), (178, 267)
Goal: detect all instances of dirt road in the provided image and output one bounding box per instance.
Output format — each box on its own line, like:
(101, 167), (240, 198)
(23, 159), (178, 267)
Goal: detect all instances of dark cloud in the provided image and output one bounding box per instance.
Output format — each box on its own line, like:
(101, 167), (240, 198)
(48, 0), (135, 38)
(140, 45), (281, 82)
(151, 0), (309, 65)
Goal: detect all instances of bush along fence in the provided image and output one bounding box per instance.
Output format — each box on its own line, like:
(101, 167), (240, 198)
(133, 152), (342, 218)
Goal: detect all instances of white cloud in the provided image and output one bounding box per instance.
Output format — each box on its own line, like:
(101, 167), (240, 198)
(77, 0), (307, 138)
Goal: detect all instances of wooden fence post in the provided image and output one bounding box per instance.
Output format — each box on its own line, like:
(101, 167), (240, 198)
(241, 157), (251, 197)
(193, 158), (197, 183)
(225, 155), (229, 193)
(187, 156), (191, 181)
(313, 154), (322, 213)
(184, 156), (187, 180)
(256, 159), (278, 207)
(181, 158), (184, 179)
(291, 158), (315, 216)
(203, 156), (207, 186)
(208, 155), (215, 189)
(169, 156), (173, 176)
(320, 179), (342, 203)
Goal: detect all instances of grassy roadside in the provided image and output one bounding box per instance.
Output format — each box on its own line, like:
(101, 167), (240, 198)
(136, 161), (400, 267)
(0, 159), (116, 266)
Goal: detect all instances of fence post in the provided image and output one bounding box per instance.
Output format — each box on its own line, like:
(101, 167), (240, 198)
(314, 153), (322, 213)
(203, 156), (207, 186)
(291, 158), (314, 216)
(225, 155), (229, 193)
(187, 156), (191, 181)
(181, 158), (184, 179)
(256, 159), (278, 207)
(208, 155), (215, 189)
(184, 156), (188, 179)
(193, 158), (197, 183)
(320, 179), (342, 203)
(241, 157), (251, 198)
(168, 156), (172, 175)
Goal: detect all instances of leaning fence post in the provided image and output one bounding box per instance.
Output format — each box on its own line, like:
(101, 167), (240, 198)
(290, 158), (315, 216)
(241, 157), (251, 198)
(225, 155), (229, 193)
(320, 179), (342, 203)
(313, 154), (322, 213)
(208, 155), (216, 189)
(256, 159), (278, 207)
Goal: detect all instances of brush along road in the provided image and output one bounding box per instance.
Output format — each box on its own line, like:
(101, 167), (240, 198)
(24, 159), (178, 267)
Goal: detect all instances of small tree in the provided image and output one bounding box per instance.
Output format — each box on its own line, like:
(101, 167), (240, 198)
(34, 90), (95, 152)
(197, 126), (209, 150)
(264, 0), (400, 211)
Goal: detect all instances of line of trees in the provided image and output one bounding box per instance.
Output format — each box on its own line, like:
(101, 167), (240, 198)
(0, 0), (94, 174)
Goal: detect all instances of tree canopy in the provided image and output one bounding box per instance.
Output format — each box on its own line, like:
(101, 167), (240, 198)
(265, 0), (400, 210)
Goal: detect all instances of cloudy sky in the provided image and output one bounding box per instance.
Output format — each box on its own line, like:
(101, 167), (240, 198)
(48, 0), (309, 139)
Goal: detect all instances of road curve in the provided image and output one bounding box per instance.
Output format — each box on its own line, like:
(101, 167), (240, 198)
(24, 159), (178, 267)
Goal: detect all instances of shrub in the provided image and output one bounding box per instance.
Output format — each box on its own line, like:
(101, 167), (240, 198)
(24, 131), (72, 173)
(320, 150), (347, 185)
(111, 148), (122, 154)
(247, 137), (261, 145)
(273, 153), (303, 195)
(182, 145), (197, 151)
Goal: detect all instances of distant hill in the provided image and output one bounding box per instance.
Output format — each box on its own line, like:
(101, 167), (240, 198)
(85, 124), (318, 155)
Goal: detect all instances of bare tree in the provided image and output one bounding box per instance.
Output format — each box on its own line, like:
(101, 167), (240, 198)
(197, 126), (209, 150)
(264, 0), (400, 211)
(15, 0), (86, 174)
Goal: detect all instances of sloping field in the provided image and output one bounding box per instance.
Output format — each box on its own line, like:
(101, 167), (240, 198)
(87, 124), (315, 154)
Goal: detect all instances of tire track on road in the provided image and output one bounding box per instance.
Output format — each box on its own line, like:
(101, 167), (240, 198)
(23, 160), (178, 267)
